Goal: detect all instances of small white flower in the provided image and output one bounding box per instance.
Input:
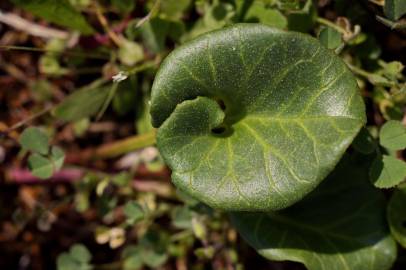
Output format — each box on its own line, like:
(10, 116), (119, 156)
(112, 71), (128, 82)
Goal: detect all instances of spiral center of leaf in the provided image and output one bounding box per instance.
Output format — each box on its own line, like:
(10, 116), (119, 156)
(211, 126), (226, 134)
(216, 98), (226, 111)
(210, 98), (234, 136)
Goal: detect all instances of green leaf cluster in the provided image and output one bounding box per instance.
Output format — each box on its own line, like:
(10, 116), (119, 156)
(57, 244), (92, 270)
(123, 201), (145, 225)
(122, 230), (169, 270)
(8, 0), (406, 269)
(19, 127), (65, 179)
(369, 120), (406, 189)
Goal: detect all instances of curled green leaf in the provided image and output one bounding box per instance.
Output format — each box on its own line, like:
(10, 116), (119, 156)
(150, 24), (365, 211)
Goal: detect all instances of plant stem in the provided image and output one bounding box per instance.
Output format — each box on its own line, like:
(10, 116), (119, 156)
(96, 83), (119, 120)
(5, 106), (53, 133)
(346, 63), (373, 79)
(94, 130), (157, 158)
(0, 11), (69, 39)
(94, 2), (123, 47)
(125, 59), (158, 75)
(0, 45), (110, 60)
(376, 15), (406, 29)
(368, 0), (384, 6)
(136, 0), (161, 28)
(96, 59), (157, 120)
(316, 17), (347, 34)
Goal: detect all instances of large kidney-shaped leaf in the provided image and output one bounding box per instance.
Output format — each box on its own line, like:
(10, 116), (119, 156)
(150, 24), (365, 211)
(230, 157), (397, 270)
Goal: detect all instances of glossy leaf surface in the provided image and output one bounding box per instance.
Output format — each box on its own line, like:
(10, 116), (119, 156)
(230, 158), (397, 270)
(150, 24), (365, 211)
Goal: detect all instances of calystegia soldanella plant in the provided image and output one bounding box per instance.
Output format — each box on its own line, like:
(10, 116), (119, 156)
(3, 1), (406, 269)
(150, 24), (400, 270)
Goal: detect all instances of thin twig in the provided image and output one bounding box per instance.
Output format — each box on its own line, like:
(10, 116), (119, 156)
(7, 168), (83, 183)
(96, 60), (158, 120)
(132, 179), (174, 198)
(136, 0), (161, 28)
(94, 130), (157, 159)
(368, 0), (384, 6)
(7, 168), (173, 197)
(316, 17), (348, 35)
(3, 106), (53, 133)
(346, 63), (374, 79)
(94, 3), (122, 46)
(376, 15), (406, 29)
(0, 57), (27, 82)
(125, 59), (159, 75)
(96, 83), (119, 120)
(0, 11), (69, 39)
(0, 45), (110, 60)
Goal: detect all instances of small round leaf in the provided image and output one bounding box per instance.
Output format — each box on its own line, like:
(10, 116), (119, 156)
(69, 244), (92, 264)
(319, 26), (342, 50)
(370, 155), (406, 189)
(28, 153), (53, 179)
(19, 127), (49, 155)
(123, 201), (145, 224)
(51, 146), (65, 171)
(380, 120), (406, 150)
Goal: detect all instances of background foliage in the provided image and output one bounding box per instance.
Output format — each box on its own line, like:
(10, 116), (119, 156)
(0, 0), (405, 269)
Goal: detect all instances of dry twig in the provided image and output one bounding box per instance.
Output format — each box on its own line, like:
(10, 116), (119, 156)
(0, 11), (69, 39)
